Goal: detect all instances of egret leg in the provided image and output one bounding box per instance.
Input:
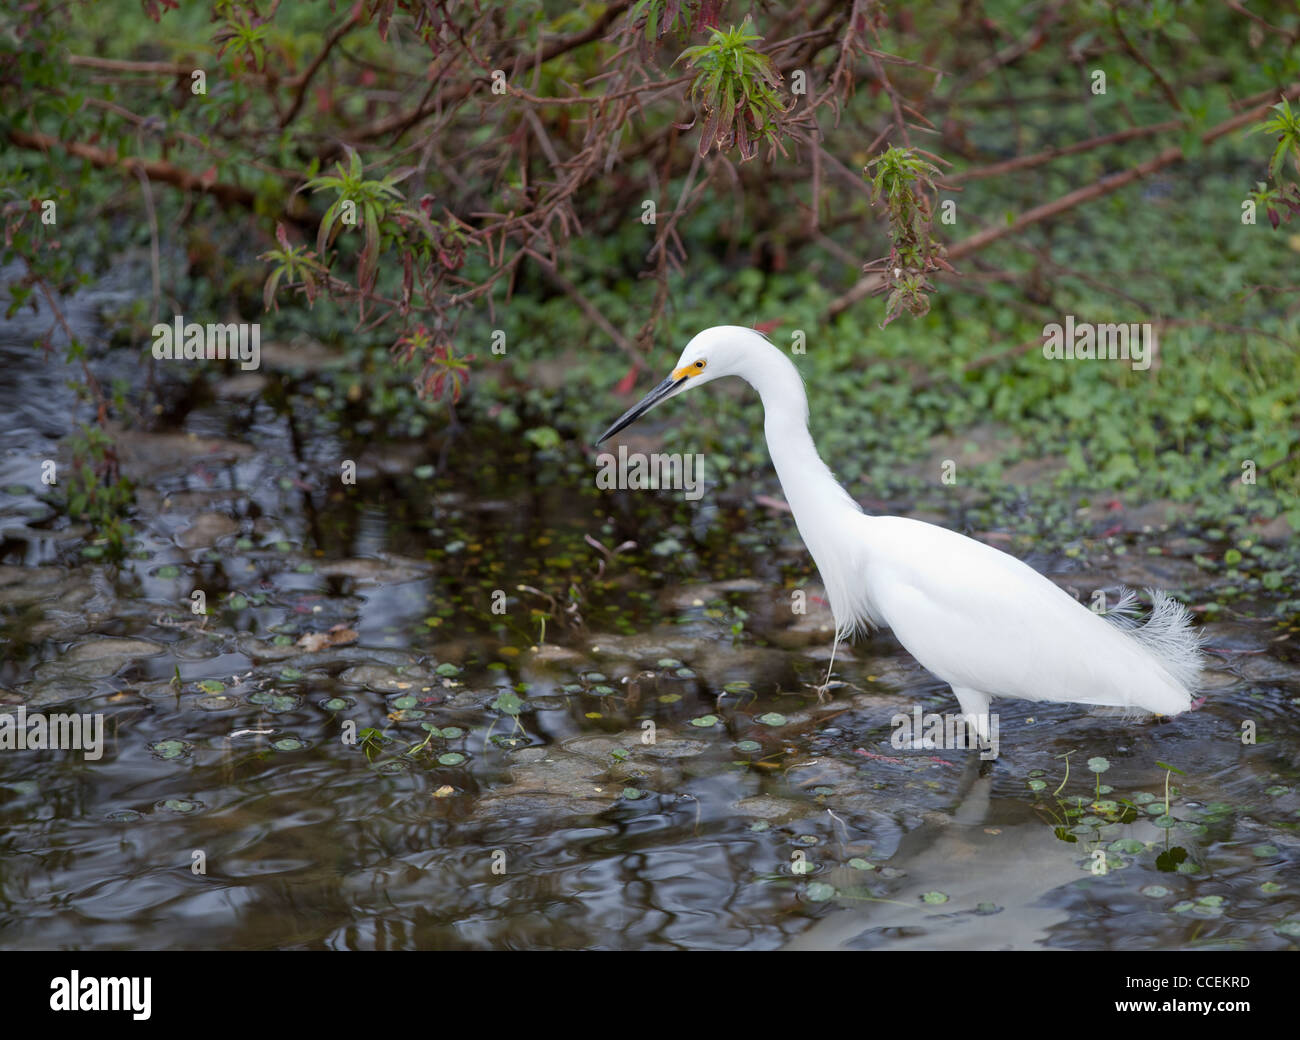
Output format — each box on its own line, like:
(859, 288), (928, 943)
(816, 630), (842, 704)
(951, 686), (993, 754)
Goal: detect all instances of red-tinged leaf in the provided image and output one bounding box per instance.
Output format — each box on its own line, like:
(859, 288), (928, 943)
(696, 0), (722, 31)
(1268, 207), (1280, 229)
(399, 205), (438, 242)
(734, 112), (751, 158)
(615, 364), (640, 395)
(275, 222), (290, 250)
(753, 319), (782, 335)
(142, 0), (180, 22)
(198, 165), (217, 186)
(664, 0), (681, 31)
(375, 0), (395, 40)
(700, 106), (720, 155)
(262, 271), (279, 312)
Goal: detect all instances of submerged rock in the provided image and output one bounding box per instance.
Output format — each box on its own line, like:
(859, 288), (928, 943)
(525, 644), (587, 665)
(34, 636), (165, 682)
(473, 723), (717, 825)
(15, 677), (94, 708)
(100, 423), (254, 482)
(635, 737), (711, 759)
(315, 556), (431, 585)
(731, 795), (816, 821)
(583, 631), (702, 662)
(476, 746), (620, 818)
(0, 565), (66, 607)
(338, 661), (435, 692)
(176, 512), (240, 549)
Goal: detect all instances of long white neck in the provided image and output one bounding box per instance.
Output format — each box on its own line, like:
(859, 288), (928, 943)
(740, 343), (861, 522)
(737, 342), (874, 634)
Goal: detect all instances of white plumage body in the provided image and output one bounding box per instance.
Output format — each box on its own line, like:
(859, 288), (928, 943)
(861, 514), (1196, 716)
(597, 326), (1204, 739)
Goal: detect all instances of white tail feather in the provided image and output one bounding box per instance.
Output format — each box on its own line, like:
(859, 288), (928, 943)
(1102, 586), (1204, 693)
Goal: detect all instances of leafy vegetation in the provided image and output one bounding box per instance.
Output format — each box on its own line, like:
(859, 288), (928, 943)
(0, 0), (1297, 609)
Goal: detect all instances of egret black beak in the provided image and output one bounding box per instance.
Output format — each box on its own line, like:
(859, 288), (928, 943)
(595, 374), (687, 445)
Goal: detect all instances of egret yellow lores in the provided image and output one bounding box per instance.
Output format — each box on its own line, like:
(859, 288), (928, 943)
(595, 326), (1203, 743)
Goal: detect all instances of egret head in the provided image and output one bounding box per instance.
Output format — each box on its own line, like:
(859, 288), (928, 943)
(594, 326), (764, 445)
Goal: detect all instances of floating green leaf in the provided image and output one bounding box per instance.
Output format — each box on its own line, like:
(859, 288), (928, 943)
(272, 737), (306, 751)
(150, 739), (190, 760)
(492, 691), (523, 715)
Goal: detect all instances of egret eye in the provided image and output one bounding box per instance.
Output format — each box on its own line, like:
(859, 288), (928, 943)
(694, 360), (706, 369)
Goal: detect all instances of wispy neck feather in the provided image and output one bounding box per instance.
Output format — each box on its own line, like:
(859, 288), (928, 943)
(737, 341), (876, 636)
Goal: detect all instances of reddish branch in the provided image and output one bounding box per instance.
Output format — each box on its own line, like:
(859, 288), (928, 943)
(6, 129), (312, 223)
(279, 9), (363, 128)
(828, 81), (1300, 319)
(951, 84), (1292, 184)
(9, 128), (257, 207)
(24, 1), (1300, 380)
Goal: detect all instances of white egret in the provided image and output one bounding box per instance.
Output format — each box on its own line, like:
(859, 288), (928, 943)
(596, 326), (1203, 745)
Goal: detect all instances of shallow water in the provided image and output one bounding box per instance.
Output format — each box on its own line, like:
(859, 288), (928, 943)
(1, 290), (1298, 950)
